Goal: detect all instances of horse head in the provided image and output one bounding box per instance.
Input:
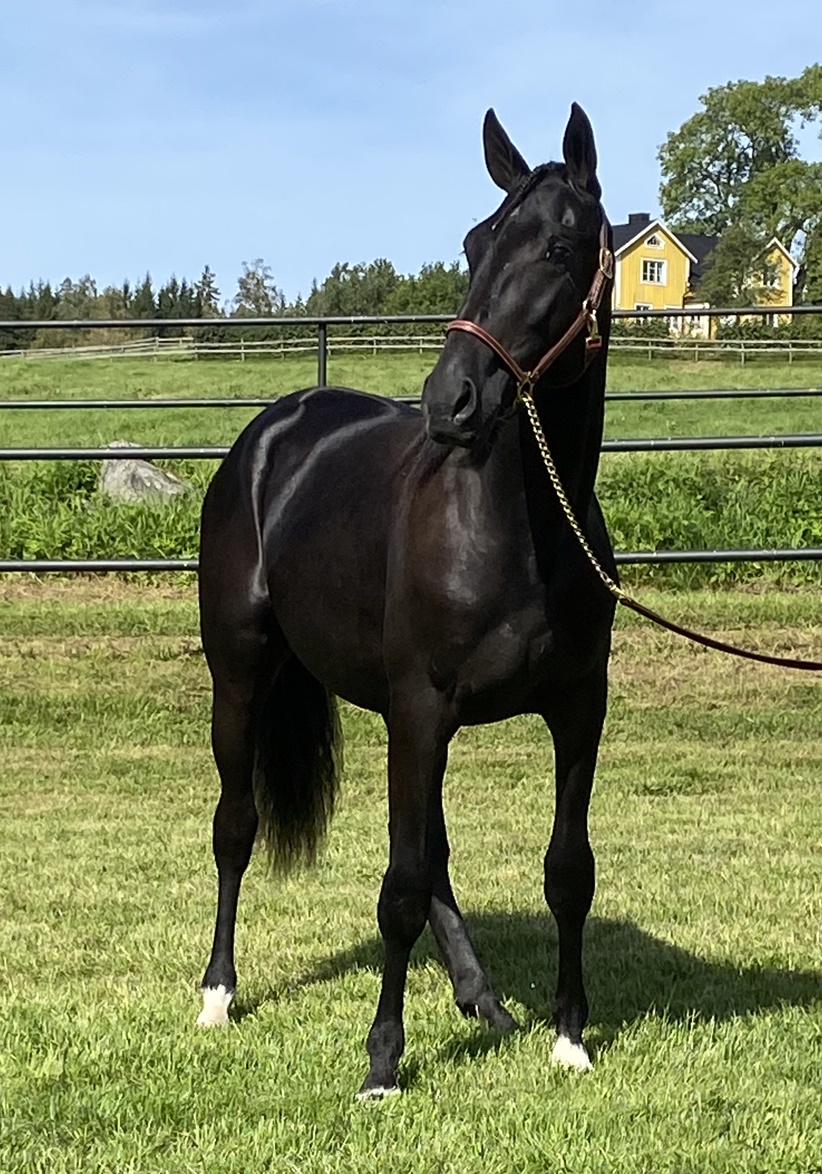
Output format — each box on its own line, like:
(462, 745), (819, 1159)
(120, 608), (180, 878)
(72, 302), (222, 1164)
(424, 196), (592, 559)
(422, 103), (612, 448)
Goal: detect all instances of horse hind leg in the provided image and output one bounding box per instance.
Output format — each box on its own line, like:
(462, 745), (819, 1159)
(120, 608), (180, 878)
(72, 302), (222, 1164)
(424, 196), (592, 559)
(427, 790), (517, 1033)
(198, 613), (342, 1027)
(198, 617), (279, 1026)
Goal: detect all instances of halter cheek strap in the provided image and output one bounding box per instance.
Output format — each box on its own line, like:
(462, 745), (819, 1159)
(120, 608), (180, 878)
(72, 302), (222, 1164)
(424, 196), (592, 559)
(445, 220), (614, 395)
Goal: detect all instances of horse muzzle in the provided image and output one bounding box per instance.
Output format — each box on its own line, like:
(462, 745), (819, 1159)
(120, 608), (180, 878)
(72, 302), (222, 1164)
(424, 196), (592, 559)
(422, 374), (482, 447)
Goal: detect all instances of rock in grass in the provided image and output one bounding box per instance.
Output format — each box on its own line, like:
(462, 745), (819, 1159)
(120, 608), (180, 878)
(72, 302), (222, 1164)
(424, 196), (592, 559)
(99, 440), (189, 504)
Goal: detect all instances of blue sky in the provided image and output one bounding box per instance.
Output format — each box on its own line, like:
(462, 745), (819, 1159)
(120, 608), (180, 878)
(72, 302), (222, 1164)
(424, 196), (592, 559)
(3, 0), (820, 305)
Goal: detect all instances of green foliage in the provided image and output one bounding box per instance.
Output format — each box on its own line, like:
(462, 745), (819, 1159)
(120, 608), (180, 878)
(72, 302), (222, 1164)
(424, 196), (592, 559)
(0, 460), (206, 562)
(233, 258), (286, 318)
(696, 224), (777, 308)
(658, 66), (822, 301)
(610, 316), (671, 340)
(599, 451), (822, 586)
(305, 258), (401, 322)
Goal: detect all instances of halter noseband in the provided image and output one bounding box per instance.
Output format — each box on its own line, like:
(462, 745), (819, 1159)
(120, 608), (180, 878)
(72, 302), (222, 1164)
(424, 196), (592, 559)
(445, 219), (614, 397)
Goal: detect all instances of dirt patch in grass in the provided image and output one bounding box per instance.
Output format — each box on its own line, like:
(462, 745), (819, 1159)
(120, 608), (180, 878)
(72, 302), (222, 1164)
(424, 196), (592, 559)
(0, 575), (196, 604)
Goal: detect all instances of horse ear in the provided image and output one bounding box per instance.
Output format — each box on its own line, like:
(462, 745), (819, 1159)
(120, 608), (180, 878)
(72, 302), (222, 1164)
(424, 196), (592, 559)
(483, 109), (530, 193)
(563, 102), (601, 200)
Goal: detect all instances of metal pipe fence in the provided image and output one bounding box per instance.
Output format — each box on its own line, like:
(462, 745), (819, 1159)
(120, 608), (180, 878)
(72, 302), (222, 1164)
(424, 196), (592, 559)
(2, 310), (822, 574)
(4, 433), (822, 462)
(5, 333), (822, 366)
(3, 388), (822, 411)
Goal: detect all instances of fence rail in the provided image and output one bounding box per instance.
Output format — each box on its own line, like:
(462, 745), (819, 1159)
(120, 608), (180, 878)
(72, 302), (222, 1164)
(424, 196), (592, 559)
(4, 433), (822, 461)
(2, 310), (822, 574)
(3, 549), (822, 574)
(4, 332), (822, 365)
(3, 388), (822, 411)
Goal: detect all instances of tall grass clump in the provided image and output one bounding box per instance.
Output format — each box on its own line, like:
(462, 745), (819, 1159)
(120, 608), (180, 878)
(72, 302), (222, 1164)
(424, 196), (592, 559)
(0, 459), (210, 563)
(599, 451), (822, 587)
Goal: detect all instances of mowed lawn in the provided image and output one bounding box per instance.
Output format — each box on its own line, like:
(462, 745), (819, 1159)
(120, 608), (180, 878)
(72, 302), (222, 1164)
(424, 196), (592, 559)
(1, 581), (821, 1172)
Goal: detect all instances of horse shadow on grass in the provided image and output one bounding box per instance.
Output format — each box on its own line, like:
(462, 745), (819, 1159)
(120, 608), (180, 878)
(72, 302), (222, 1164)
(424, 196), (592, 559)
(232, 912), (822, 1066)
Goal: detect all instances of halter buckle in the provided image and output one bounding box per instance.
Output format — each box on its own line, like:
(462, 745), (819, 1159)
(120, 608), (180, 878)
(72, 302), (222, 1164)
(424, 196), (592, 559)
(583, 300), (601, 351)
(599, 246), (614, 280)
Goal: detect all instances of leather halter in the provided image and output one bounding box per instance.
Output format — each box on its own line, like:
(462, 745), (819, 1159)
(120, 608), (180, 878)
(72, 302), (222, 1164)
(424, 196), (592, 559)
(445, 219), (614, 396)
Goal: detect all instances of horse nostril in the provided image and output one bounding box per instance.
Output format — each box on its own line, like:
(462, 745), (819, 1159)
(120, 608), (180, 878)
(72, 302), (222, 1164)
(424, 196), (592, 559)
(452, 378), (478, 425)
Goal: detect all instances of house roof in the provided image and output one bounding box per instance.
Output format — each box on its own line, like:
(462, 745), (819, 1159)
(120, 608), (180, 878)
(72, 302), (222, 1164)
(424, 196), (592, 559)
(611, 213), (718, 285)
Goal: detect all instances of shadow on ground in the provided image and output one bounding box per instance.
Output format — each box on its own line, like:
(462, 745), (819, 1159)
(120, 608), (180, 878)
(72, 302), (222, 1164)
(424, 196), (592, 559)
(233, 912), (821, 1052)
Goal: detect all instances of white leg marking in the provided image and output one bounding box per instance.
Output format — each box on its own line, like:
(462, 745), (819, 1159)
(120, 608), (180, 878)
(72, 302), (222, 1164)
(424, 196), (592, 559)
(197, 985), (233, 1026)
(355, 1085), (402, 1103)
(552, 1034), (592, 1071)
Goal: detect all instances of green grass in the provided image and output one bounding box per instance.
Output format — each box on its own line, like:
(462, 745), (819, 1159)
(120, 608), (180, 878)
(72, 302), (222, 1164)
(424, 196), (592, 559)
(1, 583), (821, 1172)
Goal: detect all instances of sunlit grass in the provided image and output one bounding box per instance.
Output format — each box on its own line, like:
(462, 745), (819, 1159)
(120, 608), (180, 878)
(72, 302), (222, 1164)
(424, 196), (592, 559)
(1, 584), (820, 1171)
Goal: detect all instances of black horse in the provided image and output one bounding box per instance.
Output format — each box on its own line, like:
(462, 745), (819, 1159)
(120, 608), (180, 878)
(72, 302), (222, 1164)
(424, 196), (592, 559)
(197, 103), (616, 1098)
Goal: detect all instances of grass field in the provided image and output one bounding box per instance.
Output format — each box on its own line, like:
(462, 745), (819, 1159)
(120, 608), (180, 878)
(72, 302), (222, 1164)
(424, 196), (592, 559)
(1, 582), (821, 1172)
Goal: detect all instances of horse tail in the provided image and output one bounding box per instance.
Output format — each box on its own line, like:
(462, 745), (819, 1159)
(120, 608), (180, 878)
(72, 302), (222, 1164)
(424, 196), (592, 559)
(252, 655), (343, 873)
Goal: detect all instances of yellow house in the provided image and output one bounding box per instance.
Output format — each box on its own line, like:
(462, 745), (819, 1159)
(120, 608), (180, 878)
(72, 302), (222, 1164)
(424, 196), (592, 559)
(611, 212), (798, 334)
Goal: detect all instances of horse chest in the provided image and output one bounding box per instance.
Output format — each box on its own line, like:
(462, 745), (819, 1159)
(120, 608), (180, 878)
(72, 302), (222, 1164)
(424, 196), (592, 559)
(423, 603), (557, 722)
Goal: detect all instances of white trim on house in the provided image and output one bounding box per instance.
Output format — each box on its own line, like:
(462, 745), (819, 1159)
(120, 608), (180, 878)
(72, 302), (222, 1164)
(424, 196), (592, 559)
(614, 219), (699, 264)
(641, 258), (666, 284)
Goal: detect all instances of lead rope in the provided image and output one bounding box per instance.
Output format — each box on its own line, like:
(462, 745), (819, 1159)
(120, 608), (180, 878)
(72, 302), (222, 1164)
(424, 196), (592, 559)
(519, 387), (822, 672)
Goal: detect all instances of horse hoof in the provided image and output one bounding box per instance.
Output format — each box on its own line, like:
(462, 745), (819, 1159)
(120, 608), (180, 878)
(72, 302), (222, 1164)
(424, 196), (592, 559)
(489, 1005), (519, 1034)
(356, 1082), (402, 1102)
(552, 1035), (592, 1071)
(458, 997), (518, 1033)
(197, 985), (233, 1026)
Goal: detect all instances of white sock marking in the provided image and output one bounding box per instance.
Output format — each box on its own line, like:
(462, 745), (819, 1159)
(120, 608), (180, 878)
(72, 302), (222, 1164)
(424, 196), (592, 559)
(197, 985), (233, 1026)
(552, 1035), (592, 1071)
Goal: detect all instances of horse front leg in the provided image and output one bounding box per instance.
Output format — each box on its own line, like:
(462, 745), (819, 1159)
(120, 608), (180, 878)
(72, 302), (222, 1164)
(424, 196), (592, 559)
(358, 688), (451, 1099)
(542, 664), (608, 1071)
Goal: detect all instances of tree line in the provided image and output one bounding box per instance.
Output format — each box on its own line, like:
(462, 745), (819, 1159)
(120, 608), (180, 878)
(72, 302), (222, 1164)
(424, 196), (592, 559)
(0, 258), (469, 351)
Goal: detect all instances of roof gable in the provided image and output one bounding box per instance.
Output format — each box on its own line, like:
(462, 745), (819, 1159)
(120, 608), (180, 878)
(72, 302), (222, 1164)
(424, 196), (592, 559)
(761, 237), (798, 269)
(612, 218), (700, 263)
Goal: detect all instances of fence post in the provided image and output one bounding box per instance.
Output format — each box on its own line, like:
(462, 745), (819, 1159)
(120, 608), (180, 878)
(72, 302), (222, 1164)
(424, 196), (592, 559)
(741, 340), (745, 365)
(317, 323), (328, 387)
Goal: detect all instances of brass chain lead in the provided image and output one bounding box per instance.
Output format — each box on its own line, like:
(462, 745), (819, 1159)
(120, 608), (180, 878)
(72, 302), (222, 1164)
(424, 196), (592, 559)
(519, 387), (628, 603)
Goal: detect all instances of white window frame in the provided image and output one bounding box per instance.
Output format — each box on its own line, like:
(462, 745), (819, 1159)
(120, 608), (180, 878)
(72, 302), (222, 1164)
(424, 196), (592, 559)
(641, 258), (666, 284)
(634, 302), (653, 311)
(645, 233), (663, 248)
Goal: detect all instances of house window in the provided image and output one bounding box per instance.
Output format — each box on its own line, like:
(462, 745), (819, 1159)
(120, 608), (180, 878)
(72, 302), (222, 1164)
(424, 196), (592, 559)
(634, 303), (653, 311)
(641, 259), (666, 284)
(645, 233), (663, 248)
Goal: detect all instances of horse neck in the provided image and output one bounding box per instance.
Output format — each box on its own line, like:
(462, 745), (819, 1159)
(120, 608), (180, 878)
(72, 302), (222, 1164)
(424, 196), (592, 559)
(514, 352), (608, 550)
